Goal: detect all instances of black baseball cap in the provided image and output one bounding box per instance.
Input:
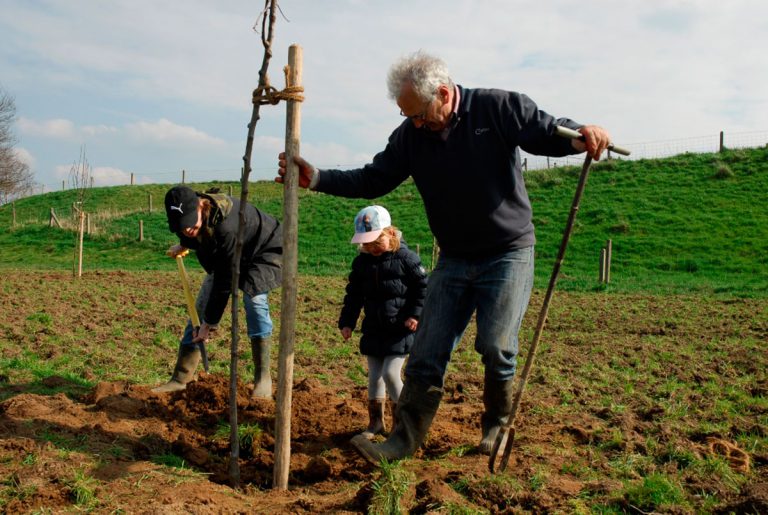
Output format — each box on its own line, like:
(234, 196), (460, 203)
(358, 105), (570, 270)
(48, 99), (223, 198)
(164, 186), (200, 233)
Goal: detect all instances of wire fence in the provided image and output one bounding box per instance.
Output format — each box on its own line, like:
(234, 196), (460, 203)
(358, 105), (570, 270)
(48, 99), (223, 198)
(520, 129), (768, 170)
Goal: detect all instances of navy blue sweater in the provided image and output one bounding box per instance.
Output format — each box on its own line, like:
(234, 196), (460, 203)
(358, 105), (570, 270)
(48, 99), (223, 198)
(316, 86), (582, 258)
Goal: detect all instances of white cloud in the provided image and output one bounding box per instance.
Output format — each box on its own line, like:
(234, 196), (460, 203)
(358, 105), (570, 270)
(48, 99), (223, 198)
(20, 117), (227, 149)
(124, 119), (227, 148)
(91, 166), (148, 187)
(51, 163), (148, 187)
(82, 125), (119, 137)
(18, 118), (76, 140)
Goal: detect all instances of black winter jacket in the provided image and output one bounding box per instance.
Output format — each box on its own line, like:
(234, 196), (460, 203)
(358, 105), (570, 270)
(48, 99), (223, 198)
(178, 192), (282, 326)
(338, 243), (427, 357)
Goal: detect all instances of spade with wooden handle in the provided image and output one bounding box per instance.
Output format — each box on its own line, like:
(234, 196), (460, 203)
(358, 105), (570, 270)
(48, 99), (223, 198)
(175, 250), (209, 372)
(488, 126), (630, 473)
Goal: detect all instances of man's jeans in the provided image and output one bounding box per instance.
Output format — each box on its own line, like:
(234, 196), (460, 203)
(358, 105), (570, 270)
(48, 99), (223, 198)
(180, 273), (273, 346)
(404, 246), (534, 387)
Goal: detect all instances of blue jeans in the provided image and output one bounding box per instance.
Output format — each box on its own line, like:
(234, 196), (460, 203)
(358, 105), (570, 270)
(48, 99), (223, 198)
(180, 274), (273, 346)
(404, 246), (534, 387)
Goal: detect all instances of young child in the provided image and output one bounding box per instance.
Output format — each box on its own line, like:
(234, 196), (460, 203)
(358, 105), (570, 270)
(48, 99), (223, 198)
(339, 205), (428, 439)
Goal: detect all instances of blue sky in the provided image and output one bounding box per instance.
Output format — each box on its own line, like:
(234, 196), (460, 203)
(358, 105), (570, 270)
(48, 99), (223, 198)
(1, 1), (766, 192)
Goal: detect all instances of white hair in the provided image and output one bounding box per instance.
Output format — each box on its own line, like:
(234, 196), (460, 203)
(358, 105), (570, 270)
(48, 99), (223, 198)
(386, 50), (454, 102)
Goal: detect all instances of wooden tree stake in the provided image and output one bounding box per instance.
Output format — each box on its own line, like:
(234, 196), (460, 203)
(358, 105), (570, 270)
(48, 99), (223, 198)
(274, 43), (303, 491)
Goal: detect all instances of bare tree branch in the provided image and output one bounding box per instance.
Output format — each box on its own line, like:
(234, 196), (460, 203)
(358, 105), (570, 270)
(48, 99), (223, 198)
(0, 87), (34, 201)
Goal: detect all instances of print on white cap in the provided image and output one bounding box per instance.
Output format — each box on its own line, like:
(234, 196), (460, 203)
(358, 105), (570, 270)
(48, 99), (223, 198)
(351, 205), (391, 244)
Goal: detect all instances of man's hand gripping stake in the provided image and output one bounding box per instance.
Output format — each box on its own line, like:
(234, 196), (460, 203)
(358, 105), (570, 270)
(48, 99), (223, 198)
(488, 126), (630, 473)
(176, 250), (209, 372)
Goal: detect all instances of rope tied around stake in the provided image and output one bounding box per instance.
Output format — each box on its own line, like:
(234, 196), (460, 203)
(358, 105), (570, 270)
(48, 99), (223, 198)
(252, 65), (304, 105)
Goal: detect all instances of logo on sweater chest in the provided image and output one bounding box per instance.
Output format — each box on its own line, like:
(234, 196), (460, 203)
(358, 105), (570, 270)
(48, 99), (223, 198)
(475, 127), (491, 135)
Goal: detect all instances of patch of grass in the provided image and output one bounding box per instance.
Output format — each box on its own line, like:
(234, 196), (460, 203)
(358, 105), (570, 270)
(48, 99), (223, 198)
(0, 354), (93, 401)
(597, 428), (625, 452)
(65, 468), (99, 509)
(692, 456), (746, 492)
(151, 453), (188, 469)
(529, 468), (548, 491)
(369, 458), (413, 515)
(560, 459), (596, 479)
(655, 444), (697, 469)
(39, 428), (89, 452)
(621, 473), (686, 512)
(212, 421), (264, 452)
(0, 474), (37, 508)
(442, 444), (474, 458)
(347, 363), (367, 386)
(607, 453), (654, 480)
(25, 311), (53, 325)
(438, 503), (487, 515)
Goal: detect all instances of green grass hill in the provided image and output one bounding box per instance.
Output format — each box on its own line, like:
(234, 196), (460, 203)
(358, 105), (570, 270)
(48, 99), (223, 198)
(1, 146), (766, 297)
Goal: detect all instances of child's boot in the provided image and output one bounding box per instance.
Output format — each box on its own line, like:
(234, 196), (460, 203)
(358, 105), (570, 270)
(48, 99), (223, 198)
(360, 398), (386, 439)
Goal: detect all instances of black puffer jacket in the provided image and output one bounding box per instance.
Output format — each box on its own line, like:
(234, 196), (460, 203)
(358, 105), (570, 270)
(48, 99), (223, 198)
(178, 192), (282, 326)
(338, 243), (428, 357)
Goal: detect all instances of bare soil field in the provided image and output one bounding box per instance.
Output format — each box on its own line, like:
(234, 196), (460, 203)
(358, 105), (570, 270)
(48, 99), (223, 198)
(0, 271), (766, 513)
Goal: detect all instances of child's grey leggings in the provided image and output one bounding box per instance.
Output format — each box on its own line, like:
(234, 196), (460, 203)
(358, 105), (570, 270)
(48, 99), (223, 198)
(366, 355), (406, 402)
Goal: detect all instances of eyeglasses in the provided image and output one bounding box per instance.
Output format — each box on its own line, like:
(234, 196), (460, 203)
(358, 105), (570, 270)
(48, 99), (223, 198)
(399, 100), (432, 122)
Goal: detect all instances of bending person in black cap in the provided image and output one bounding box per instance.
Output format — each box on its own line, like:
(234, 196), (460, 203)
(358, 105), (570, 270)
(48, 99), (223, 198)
(153, 185), (282, 398)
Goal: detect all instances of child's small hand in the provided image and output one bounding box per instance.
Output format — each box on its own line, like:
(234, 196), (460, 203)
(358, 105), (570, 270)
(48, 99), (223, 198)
(404, 318), (419, 332)
(340, 327), (352, 340)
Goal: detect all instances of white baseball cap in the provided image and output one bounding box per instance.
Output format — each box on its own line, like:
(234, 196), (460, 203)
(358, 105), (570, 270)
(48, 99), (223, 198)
(351, 205), (391, 244)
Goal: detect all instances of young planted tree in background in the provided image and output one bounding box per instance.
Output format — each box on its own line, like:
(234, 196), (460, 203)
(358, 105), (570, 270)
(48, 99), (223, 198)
(0, 87), (34, 203)
(69, 146), (92, 278)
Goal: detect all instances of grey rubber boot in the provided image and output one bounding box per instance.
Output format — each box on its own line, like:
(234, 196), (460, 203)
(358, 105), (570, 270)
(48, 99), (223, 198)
(478, 377), (516, 454)
(152, 344), (201, 393)
(351, 379), (442, 465)
(250, 336), (272, 399)
(360, 399), (386, 439)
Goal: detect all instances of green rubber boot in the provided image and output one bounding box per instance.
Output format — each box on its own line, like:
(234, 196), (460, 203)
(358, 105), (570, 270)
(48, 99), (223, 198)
(478, 377), (515, 455)
(152, 344), (201, 393)
(351, 379), (442, 464)
(250, 336), (273, 399)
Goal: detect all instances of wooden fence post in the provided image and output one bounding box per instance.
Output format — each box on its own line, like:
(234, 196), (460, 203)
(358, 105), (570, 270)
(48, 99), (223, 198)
(12, 202), (16, 227)
(719, 131), (725, 152)
(148, 193), (153, 213)
(274, 43), (303, 491)
(605, 239), (612, 284)
(138, 220), (144, 241)
(50, 207), (61, 228)
(131, 172), (135, 185)
(76, 211), (85, 278)
(599, 248), (606, 283)
(86, 213), (91, 235)
(182, 169), (186, 184)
